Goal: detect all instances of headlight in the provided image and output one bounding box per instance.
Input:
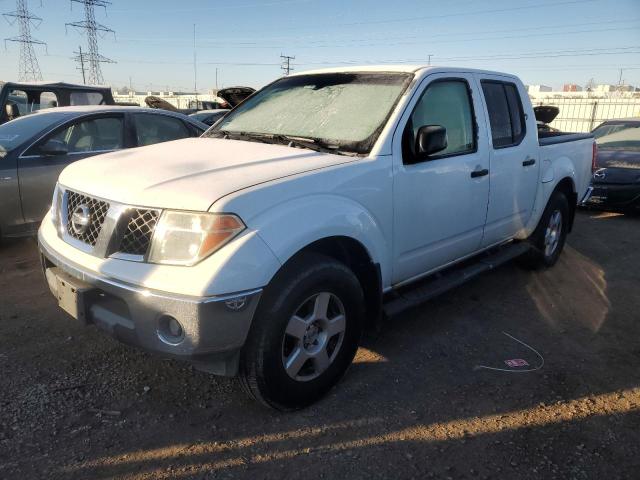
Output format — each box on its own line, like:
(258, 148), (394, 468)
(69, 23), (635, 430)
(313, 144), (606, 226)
(50, 183), (64, 235)
(148, 211), (245, 266)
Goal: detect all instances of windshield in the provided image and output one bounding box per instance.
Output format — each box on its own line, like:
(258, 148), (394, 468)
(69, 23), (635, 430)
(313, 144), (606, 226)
(0, 112), (67, 158)
(205, 72), (413, 154)
(593, 122), (640, 151)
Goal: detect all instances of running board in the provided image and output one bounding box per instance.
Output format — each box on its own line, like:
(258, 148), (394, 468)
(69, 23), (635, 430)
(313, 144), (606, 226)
(383, 242), (531, 317)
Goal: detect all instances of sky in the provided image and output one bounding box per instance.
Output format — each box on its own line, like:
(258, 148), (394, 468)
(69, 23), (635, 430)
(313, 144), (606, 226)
(0, 0), (639, 91)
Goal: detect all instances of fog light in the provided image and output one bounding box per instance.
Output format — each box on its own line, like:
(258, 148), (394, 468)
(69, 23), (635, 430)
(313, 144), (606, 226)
(157, 315), (184, 344)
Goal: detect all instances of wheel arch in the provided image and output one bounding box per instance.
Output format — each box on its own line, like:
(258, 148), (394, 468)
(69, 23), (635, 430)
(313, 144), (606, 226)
(553, 176), (578, 232)
(274, 235), (383, 333)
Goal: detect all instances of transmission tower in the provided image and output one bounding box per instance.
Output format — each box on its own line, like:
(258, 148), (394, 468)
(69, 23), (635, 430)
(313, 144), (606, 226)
(3, 0), (46, 81)
(66, 0), (115, 85)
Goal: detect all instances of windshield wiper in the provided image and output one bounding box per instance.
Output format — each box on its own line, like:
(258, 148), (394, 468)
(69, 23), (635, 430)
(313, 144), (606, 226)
(214, 130), (359, 156)
(256, 133), (359, 156)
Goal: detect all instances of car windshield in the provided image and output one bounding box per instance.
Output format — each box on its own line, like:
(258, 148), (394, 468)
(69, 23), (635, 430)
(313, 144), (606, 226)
(0, 112), (67, 158)
(204, 72), (413, 155)
(593, 122), (640, 151)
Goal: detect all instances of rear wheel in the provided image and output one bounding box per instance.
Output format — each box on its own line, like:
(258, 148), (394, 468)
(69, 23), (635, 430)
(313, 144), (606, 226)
(239, 252), (364, 410)
(519, 190), (570, 269)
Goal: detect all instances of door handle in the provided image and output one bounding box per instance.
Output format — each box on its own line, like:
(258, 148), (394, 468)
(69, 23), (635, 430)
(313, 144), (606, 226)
(522, 158), (536, 167)
(471, 168), (489, 178)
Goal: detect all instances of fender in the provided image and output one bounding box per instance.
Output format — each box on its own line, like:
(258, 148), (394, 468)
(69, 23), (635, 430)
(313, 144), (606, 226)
(250, 194), (391, 286)
(520, 155), (576, 238)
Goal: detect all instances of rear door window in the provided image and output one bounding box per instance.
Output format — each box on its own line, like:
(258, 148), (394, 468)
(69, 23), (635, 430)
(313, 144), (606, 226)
(133, 114), (191, 146)
(481, 81), (526, 148)
(37, 91), (59, 111)
(70, 91), (106, 106)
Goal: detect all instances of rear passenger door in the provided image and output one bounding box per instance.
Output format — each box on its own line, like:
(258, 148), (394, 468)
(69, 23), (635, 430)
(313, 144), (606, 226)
(131, 113), (195, 147)
(477, 76), (540, 247)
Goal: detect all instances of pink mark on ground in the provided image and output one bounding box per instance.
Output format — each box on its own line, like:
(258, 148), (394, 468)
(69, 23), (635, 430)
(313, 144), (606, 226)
(505, 359), (530, 368)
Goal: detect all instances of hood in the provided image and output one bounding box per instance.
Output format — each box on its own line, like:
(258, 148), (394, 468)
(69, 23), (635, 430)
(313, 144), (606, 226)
(593, 150), (640, 185)
(58, 138), (352, 211)
(216, 87), (256, 108)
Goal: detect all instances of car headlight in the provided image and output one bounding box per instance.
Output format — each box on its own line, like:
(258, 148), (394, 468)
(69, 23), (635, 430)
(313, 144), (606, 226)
(50, 183), (64, 236)
(148, 211), (245, 266)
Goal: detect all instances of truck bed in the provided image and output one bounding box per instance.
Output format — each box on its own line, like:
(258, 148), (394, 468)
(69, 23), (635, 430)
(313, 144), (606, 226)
(538, 131), (593, 146)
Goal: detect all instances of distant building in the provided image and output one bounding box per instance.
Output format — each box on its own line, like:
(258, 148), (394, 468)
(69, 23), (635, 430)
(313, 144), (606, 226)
(563, 84), (582, 92)
(528, 85), (553, 93)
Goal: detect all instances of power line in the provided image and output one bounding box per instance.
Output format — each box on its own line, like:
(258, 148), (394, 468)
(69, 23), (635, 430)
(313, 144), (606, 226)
(3, 0), (46, 81)
(66, 0), (115, 85)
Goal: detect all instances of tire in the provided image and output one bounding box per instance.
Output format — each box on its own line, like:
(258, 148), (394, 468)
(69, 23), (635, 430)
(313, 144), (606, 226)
(518, 190), (570, 269)
(239, 252), (365, 410)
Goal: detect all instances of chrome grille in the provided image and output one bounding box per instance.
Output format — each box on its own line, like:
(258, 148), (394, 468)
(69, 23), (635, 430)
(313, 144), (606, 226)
(66, 191), (110, 246)
(119, 209), (160, 256)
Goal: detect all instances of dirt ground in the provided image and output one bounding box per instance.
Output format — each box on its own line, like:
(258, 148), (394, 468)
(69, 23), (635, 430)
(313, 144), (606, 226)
(1, 210), (639, 480)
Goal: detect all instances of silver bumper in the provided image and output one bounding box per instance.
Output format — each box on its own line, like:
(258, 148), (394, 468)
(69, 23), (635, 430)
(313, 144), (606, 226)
(39, 236), (262, 376)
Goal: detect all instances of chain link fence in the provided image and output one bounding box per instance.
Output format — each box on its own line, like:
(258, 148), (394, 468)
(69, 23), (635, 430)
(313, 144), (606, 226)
(531, 98), (640, 133)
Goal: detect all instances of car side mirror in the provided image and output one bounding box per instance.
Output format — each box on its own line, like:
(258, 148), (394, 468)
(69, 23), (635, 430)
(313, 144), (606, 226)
(5, 103), (19, 120)
(40, 139), (68, 156)
(415, 125), (448, 160)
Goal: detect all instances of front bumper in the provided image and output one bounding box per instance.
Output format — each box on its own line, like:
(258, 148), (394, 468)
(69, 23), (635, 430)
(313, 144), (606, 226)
(39, 233), (262, 376)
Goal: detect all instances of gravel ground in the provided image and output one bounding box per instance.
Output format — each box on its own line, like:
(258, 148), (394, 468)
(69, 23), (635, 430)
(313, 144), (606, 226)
(1, 210), (639, 480)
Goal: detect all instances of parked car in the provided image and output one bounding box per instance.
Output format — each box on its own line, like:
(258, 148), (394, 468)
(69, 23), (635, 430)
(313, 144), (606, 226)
(38, 66), (594, 409)
(0, 106), (207, 239)
(583, 118), (640, 211)
(189, 109), (229, 126)
(0, 81), (115, 125)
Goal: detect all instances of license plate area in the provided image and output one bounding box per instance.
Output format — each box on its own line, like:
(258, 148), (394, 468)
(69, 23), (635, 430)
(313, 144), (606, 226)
(47, 267), (95, 322)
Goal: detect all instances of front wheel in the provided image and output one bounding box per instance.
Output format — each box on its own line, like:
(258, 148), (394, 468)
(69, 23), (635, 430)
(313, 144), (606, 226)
(239, 252), (364, 410)
(519, 190), (570, 269)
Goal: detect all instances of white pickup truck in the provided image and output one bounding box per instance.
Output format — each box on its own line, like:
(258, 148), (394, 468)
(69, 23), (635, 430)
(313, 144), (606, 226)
(38, 66), (595, 410)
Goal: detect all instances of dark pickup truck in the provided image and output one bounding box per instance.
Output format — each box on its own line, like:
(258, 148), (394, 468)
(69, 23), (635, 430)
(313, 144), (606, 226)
(0, 82), (115, 125)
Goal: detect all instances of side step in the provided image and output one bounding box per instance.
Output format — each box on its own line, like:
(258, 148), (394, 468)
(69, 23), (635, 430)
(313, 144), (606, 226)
(383, 242), (530, 317)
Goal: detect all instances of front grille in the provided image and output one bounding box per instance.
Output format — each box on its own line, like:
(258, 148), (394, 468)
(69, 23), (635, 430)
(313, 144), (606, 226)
(119, 209), (160, 256)
(66, 191), (110, 246)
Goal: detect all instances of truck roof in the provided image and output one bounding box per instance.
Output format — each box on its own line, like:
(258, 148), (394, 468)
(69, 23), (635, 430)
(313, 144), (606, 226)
(292, 65), (517, 79)
(3, 81), (110, 89)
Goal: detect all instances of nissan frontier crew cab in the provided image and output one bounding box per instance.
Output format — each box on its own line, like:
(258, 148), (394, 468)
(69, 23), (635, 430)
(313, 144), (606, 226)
(38, 66), (595, 410)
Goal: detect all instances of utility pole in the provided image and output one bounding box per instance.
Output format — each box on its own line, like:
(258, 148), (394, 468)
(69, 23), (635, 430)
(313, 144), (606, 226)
(427, 54), (433, 66)
(215, 68), (218, 91)
(280, 54), (295, 76)
(193, 23), (198, 107)
(3, 0), (47, 81)
(66, 0), (115, 85)
(73, 45), (87, 84)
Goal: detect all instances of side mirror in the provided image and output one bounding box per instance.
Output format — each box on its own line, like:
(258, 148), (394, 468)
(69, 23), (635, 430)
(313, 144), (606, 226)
(5, 103), (19, 120)
(40, 139), (68, 156)
(415, 125), (448, 159)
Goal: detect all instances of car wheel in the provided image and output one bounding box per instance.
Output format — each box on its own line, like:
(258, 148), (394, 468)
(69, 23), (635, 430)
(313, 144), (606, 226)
(239, 252), (364, 410)
(519, 190), (570, 269)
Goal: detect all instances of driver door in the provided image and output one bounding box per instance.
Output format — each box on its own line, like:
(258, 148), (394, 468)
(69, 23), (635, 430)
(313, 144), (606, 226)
(18, 114), (125, 226)
(392, 73), (491, 284)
